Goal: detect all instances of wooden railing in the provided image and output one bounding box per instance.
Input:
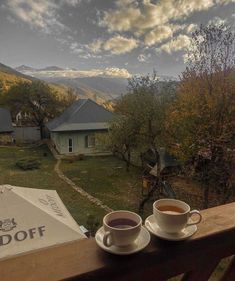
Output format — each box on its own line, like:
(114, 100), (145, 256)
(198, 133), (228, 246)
(1, 202), (235, 281)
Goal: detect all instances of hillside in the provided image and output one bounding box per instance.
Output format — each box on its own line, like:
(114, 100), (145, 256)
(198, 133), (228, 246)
(0, 63), (37, 82)
(0, 63), (114, 108)
(45, 76), (128, 100)
(0, 63), (68, 99)
(0, 70), (29, 92)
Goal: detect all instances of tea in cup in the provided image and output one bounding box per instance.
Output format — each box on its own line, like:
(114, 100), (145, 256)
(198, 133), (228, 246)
(103, 210), (142, 247)
(153, 199), (202, 234)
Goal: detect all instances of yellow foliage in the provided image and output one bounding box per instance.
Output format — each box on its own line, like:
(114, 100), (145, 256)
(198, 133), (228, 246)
(166, 68), (235, 161)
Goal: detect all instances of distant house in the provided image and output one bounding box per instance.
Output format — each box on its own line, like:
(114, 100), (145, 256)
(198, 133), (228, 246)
(46, 99), (114, 155)
(0, 108), (13, 144)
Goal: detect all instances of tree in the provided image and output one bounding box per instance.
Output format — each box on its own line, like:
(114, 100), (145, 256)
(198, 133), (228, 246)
(5, 81), (62, 139)
(60, 87), (77, 109)
(166, 24), (235, 207)
(102, 72), (176, 171)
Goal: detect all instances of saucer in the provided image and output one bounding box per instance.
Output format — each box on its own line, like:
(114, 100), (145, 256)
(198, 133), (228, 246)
(145, 214), (197, 241)
(95, 226), (151, 255)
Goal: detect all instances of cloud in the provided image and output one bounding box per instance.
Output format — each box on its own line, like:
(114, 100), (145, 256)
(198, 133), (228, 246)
(87, 36), (138, 55)
(186, 23), (198, 33)
(102, 67), (131, 78)
(144, 25), (173, 46)
(27, 67), (131, 78)
(6, 0), (68, 34)
(209, 16), (227, 26)
(159, 34), (191, 54)
(137, 54), (147, 62)
(69, 42), (84, 54)
(6, 15), (16, 23)
(100, 0), (221, 34)
(100, 6), (141, 32)
(103, 35), (138, 54)
(62, 0), (82, 7)
(137, 53), (151, 62)
(88, 39), (103, 53)
(100, 0), (234, 45)
(76, 67), (131, 78)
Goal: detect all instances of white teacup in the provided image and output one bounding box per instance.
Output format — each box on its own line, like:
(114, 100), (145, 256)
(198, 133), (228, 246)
(153, 199), (202, 234)
(103, 210), (142, 247)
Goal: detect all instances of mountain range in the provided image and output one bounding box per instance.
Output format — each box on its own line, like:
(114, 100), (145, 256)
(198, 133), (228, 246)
(1, 63), (177, 106)
(15, 65), (129, 100)
(0, 63), (127, 106)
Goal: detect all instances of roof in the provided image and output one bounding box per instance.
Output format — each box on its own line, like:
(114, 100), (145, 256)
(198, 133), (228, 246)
(144, 147), (179, 175)
(0, 108), (13, 133)
(52, 122), (109, 132)
(46, 99), (114, 132)
(158, 148), (179, 171)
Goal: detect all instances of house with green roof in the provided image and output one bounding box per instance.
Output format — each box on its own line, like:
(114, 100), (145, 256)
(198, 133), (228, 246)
(46, 99), (114, 155)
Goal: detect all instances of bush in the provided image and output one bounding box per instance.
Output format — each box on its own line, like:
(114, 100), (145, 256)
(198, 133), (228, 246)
(63, 154), (85, 163)
(16, 158), (41, 170)
(78, 154), (85, 161)
(86, 215), (100, 237)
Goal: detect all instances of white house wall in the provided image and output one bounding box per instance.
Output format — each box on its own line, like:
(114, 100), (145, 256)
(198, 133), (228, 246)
(51, 131), (108, 155)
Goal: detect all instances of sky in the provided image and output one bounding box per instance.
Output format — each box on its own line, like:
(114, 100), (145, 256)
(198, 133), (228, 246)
(0, 0), (234, 78)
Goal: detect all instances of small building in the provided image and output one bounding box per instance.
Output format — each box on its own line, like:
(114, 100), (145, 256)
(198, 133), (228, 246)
(46, 99), (114, 155)
(13, 126), (41, 143)
(0, 108), (13, 144)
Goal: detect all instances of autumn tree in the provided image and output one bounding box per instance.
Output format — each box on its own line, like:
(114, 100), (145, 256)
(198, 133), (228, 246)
(5, 81), (62, 139)
(60, 87), (77, 109)
(102, 72), (176, 171)
(166, 24), (235, 207)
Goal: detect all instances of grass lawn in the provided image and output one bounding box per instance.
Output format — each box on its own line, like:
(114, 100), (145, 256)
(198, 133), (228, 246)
(61, 156), (143, 213)
(0, 145), (106, 228)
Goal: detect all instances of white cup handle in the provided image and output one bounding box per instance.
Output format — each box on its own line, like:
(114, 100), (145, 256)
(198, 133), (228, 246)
(103, 231), (113, 247)
(187, 210), (202, 226)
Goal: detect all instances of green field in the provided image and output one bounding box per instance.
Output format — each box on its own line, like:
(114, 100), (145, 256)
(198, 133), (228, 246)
(0, 145), (106, 227)
(61, 156), (143, 212)
(0, 146), (147, 228)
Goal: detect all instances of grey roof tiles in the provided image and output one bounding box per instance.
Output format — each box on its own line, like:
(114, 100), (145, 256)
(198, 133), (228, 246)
(46, 99), (113, 132)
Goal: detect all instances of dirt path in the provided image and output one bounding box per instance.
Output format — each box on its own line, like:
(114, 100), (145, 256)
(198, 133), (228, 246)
(47, 141), (113, 213)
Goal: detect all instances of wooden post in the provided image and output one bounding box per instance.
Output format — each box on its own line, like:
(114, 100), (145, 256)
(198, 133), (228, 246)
(220, 256), (235, 281)
(181, 259), (220, 281)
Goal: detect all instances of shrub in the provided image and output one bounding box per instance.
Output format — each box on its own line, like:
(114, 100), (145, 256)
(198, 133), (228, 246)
(63, 154), (85, 163)
(77, 154), (85, 161)
(86, 215), (100, 237)
(16, 158), (41, 170)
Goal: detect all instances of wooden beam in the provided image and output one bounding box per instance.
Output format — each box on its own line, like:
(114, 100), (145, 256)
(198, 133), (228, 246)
(0, 203), (235, 281)
(181, 258), (220, 281)
(220, 256), (235, 281)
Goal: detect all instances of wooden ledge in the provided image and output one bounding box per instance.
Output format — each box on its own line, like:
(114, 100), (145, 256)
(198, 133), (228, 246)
(1, 202), (235, 281)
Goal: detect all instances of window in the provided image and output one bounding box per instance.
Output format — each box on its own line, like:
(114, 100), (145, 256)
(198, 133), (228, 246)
(68, 138), (73, 152)
(85, 135), (95, 148)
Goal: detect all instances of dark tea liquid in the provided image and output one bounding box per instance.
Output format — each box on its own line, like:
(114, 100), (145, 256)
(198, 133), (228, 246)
(157, 205), (185, 214)
(108, 218), (137, 229)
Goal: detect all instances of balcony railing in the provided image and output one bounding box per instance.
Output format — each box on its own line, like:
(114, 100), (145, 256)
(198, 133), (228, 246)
(1, 202), (235, 281)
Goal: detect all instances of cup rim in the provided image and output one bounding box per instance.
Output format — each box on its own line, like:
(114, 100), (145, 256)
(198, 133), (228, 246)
(103, 210), (142, 230)
(153, 199), (190, 215)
